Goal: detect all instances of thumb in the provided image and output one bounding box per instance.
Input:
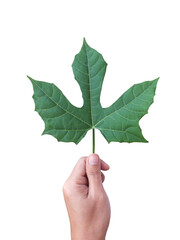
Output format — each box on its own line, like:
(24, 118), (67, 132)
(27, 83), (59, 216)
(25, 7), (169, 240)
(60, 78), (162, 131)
(86, 154), (103, 196)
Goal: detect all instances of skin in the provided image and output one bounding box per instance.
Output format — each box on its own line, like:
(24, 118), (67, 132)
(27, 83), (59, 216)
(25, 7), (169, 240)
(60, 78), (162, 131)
(63, 153), (111, 240)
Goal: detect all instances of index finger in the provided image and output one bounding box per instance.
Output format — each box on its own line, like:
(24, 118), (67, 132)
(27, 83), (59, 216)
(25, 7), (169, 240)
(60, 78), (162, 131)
(69, 156), (87, 179)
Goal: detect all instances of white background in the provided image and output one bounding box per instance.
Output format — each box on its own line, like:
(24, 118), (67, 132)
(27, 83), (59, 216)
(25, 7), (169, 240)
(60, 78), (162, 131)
(0, 0), (180, 239)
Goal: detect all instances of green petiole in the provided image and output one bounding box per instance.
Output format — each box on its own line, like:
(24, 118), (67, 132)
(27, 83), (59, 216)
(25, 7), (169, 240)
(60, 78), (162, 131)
(92, 128), (95, 153)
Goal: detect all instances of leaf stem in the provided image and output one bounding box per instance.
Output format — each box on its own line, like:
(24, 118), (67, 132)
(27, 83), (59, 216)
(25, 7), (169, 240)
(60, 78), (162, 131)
(92, 128), (95, 153)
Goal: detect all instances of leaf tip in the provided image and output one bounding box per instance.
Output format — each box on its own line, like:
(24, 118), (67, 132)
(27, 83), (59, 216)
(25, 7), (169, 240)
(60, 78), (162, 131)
(83, 37), (87, 44)
(83, 37), (90, 48)
(27, 75), (34, 83)
(154, 77), (160, 84)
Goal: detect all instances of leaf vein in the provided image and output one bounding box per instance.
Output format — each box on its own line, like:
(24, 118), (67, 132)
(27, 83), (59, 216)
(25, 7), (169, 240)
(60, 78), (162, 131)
(91, 65), (106, 79)
(32, 80), (91, 127)
(95, 81), (155, 127)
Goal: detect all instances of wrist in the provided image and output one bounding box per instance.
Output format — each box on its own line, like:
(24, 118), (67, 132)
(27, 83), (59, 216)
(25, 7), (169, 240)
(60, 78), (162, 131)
(72, 235), (105, 240)
(71, 227), (105, 240)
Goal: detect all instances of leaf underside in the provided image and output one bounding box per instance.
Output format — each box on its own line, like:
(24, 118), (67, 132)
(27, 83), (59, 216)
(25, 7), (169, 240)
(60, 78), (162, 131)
(28, 39), (159, 144)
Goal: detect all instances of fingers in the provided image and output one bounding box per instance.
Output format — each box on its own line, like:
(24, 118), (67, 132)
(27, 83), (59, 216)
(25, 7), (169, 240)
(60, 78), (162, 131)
(101, 159), (110, 171)
(69, 156), (109, 180)
(69, 156), (87, 180)
(67, 155), (109, 186)
(86, 154), (104, 197)
(101, 172), (105, 183)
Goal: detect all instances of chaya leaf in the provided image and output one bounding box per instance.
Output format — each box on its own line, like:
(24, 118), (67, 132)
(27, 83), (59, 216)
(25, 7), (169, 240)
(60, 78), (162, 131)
(28, 38), (159, 152)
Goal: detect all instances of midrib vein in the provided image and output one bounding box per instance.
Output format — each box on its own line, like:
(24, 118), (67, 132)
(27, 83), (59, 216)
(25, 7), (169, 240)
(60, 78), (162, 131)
(84, 45), (94, 127)
(95, 81), (155, 127)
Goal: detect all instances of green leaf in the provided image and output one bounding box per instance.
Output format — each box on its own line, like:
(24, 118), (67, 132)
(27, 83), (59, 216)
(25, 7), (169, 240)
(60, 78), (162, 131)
(28, 38), (159, 146)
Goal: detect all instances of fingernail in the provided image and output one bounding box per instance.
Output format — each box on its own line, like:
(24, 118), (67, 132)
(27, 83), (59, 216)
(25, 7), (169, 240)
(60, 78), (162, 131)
(88, 154), (99, 165)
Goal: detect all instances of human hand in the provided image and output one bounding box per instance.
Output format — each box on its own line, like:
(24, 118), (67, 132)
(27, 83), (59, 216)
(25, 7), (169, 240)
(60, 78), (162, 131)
(63, 154), (111, 240)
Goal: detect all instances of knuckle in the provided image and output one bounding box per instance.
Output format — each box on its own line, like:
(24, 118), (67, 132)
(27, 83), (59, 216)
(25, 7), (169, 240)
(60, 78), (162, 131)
(62, 183), (67, 194)
(62, 179), (76, 198)
(78, 156), (87, 163)
(62, 181), (70, 196)
(101, 172), (105, 181)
